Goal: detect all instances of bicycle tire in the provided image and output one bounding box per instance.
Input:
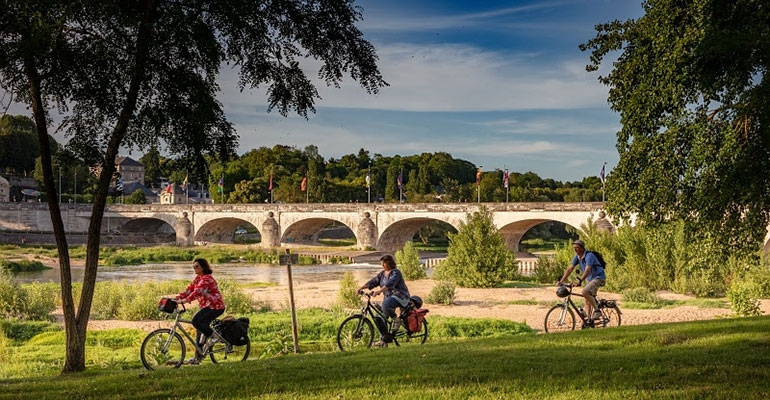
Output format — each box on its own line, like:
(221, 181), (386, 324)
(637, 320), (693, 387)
(596, 305), (622, 328)
(337, 315), (375, 351)
(209, 337), (250, 363)
(140, 328), (186, 370)
(393, 319), (428, 346)
(544, 304), (576, 333)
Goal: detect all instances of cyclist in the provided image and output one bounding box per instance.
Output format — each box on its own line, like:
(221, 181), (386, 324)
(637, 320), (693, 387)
(557, 240), (606, 325)
(356, 254), (411, 346)
(174, 258), (226, 364)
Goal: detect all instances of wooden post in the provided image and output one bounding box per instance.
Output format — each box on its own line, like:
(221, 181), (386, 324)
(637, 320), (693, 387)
(285, 249), (300, 353)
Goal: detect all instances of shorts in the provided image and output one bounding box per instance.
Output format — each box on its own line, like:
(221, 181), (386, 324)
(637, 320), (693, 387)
(583, 278), (606, 297)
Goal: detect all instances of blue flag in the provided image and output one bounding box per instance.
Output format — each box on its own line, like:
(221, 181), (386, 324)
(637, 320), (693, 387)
(397, 172), (402, 189)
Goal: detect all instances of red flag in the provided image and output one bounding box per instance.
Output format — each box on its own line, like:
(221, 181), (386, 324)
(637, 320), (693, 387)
(476, 168), (482, 186)
(504, 169), (509, 188)
(166, 184), (172, 194)
(269, 174), (273, 191)
(301, 176), (307, 191)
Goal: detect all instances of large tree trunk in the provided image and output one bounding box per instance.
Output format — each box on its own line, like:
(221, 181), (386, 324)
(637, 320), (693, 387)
(22, 41), (82, 371)
(22, 0), (158, 373)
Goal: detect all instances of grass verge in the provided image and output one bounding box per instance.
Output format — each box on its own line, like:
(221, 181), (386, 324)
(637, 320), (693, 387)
(0, 317), (767, 399)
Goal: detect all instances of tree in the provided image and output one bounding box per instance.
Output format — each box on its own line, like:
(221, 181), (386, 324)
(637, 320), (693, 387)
(124, 190), (146, 204)
(0, 115), (56, 173)
(139, 146), (161, 187)
(385, 157), (400, 202)
(437, 206), (518, 288)
(395, 241), (426, 280)
(581, 0), (770, 255)
(0, 0), (385, 373)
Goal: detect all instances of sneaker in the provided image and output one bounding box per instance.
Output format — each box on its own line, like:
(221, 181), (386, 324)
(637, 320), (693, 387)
(390, 319), (403, 333)
(592, 310), (603, 321)
(373, 340), (388, 348)
(184, 357), (201, 365)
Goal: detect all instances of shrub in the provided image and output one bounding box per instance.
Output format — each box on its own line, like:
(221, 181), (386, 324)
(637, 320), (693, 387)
(622, 287), (663, 305)
(0, 259), (50, 271)
(337, 272), (360, 308)
(438, 206), (518, 288)
(727, 281), (761, 317)
(426, 281), (456, 305)
(0, 272), (57, 320)
(396, 241), (426, 280)
(533, 247), (570, 284)
(218, 278), (260, 315)
(0, 319), (60, 341)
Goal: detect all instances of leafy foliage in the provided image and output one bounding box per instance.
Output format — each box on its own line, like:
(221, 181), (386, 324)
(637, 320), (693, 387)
(426, 281), (456, 305)
(438, 206), (518, 288)
(727, 281), (761, 317)
(0, 272), (57, 320)
(581, 0), (770, 257)
(336, 272), (360, 309)
(395, 241), (426, 280)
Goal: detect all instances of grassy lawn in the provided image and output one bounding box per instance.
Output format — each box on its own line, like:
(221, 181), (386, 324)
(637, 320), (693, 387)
(1, 317), (768, 399)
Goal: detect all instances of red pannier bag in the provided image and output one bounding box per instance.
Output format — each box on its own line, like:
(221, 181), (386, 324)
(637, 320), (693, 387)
(406, 309), (429, 332)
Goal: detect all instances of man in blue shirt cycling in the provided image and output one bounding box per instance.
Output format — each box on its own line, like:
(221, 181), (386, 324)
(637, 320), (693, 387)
(557, 239), (606, 323)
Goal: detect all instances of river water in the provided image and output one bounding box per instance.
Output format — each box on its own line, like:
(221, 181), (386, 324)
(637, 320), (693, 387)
(13, 262), (383, 285)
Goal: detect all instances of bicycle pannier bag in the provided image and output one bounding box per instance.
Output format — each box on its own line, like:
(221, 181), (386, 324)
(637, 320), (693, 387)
(406, 309), (429, 332)
(157, 298), (177, 313)
(216, 317), (250, 346)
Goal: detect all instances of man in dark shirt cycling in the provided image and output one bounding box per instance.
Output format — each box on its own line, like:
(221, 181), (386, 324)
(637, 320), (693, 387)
(557, 240), (607, 323)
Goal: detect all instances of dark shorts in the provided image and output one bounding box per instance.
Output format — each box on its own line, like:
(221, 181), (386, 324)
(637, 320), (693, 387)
(583, 278), (606, 297)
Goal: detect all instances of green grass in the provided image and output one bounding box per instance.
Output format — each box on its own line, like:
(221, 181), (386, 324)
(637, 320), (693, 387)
(412, 239), (449, 252)
(317, 238), (356, 247)
(1, 317), (768, 399)
(0, 259), (51, 271)
(519, 238), (565, 253)
(622, 298), (730, 310)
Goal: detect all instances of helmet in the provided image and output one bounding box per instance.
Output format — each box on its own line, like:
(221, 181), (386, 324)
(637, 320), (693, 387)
(556, 286), (570, 298)
(410, 295), (423, 309)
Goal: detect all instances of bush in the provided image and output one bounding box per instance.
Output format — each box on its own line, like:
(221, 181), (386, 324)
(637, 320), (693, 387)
(396, 241), (426, 280)
(0, 272), (57, 320)
(426, 281), (456, 305)
(0, 319), (60, 341)
(438, 206), (518, 288)
(727, 281), (761, 317)
(0, 259), (50, 271)
(533, 247), (570, 284)
(622, 287), (663, 305)
(218, 278), (260, 315)
(337, 272), (360, 309)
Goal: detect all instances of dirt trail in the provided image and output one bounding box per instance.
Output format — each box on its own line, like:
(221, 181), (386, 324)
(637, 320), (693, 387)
(76, 279), (770, 332)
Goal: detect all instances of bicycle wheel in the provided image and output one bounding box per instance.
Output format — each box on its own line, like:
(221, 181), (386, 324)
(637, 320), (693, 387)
(596, 305), (622, 328)
(209, 338), (250, 363)
(337, 315), (375, 351)
(544, 304), (576, 333)
(393, 319), (428, 346)
(140, 329), (186, 370)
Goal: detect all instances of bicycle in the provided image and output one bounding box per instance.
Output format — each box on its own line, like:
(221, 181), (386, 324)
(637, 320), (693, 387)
(140, 303), (250, 370)
(336, 292), (428, 351)
(544, 283), (622, 333)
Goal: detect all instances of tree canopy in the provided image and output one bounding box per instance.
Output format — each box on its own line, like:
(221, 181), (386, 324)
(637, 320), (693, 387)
(581, 0), (770, 254)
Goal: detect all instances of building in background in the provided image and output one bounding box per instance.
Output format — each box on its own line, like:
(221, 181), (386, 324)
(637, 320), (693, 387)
(115, 156), (145, 185)
(160, 183), (213, 205)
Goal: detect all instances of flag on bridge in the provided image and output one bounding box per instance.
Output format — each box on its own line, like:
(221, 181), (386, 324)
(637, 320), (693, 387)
(476, 168), (482, 186)
(116, 177), (123, 192)
(503, 169), (509, 188)
(301, 176), (307, 191)
(600, 163), (606, 184)
(365, 171), (370, 188)
(397, 172), (402, 189)
(183, 175), (189, 192)
(269, 174), (273, 191)
(217, 177), (223, 193)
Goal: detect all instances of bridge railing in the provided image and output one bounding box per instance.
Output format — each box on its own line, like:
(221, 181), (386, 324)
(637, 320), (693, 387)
(421, 256), (540, 276)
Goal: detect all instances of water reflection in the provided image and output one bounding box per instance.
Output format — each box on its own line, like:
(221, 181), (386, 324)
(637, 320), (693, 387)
(14, 262), (383, 285)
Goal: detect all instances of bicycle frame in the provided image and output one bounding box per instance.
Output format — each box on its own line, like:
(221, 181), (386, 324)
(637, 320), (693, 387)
(162, 305), (229, 357)
(356, 293), (410, 340)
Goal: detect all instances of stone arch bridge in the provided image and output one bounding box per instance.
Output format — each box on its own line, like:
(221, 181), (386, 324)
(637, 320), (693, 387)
(0, 202), (611, 251)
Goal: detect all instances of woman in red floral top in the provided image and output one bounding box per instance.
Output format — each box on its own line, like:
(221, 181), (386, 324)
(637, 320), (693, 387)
(174, 258), (225, 363)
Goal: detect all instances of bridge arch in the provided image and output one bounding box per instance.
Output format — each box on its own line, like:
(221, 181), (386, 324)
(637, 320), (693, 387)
(497, 219), (583, 253)
(118, 217), (177, 244)
(281, 217), (356, 247)
(195, 217), (260, 244)
(377, 217), (461, 252)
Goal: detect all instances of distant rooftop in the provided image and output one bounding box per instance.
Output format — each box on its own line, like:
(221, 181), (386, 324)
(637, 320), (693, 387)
(116, 156), (143, 167)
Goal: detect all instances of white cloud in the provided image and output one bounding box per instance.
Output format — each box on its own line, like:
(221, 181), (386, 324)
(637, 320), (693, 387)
(475, 117), (620, 136)
(217, 42), (610, 113)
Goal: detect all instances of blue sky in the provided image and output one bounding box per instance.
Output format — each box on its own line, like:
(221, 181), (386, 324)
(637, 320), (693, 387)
(6, 0), (645, 182)
(222, 0), (645, 181)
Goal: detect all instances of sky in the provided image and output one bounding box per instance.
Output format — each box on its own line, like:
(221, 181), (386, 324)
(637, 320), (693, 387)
(6, 0), (645, 182)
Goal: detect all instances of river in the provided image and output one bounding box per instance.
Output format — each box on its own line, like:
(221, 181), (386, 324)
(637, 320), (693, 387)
(12, 262), (384, 285)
